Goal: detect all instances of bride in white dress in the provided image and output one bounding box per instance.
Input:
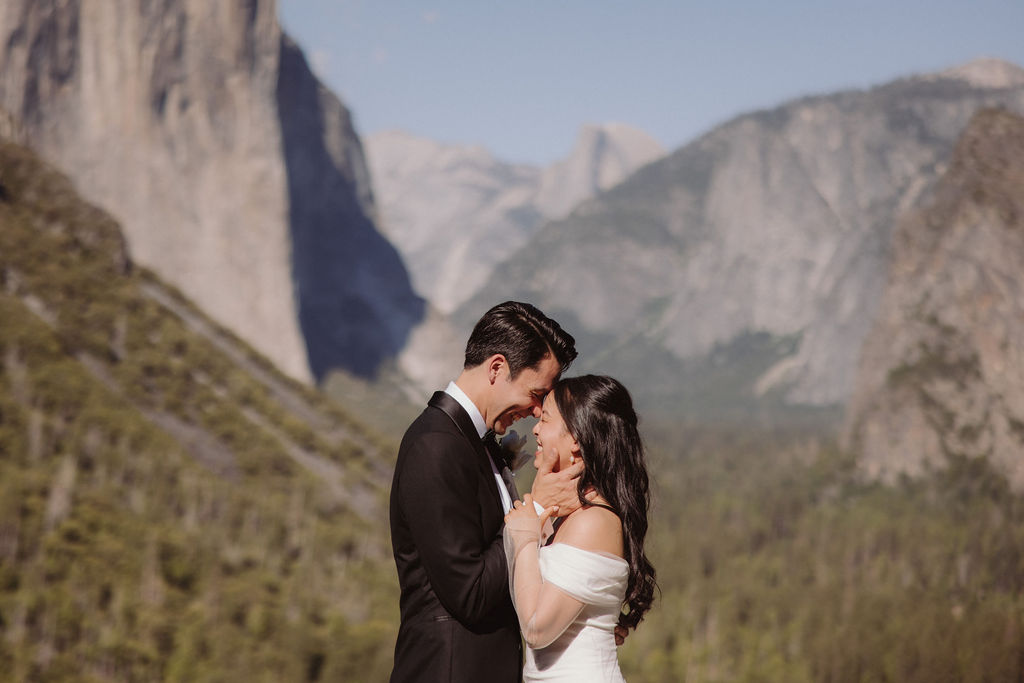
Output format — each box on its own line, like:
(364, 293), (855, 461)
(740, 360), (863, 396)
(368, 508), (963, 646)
(504, 375), (657, 682)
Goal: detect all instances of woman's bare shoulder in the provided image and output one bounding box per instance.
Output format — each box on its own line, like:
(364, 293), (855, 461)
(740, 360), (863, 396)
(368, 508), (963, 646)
(554, 506), (624, 557)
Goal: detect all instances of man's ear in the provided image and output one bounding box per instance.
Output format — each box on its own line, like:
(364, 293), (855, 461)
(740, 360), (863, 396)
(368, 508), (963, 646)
(487, 354), (507, 385)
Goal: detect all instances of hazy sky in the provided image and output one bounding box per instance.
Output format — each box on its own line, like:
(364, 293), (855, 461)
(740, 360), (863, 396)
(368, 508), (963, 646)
(279, 1), (1024, 166)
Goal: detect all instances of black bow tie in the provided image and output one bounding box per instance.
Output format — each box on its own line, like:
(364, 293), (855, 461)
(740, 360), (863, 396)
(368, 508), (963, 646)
(483, 430), (513, 469)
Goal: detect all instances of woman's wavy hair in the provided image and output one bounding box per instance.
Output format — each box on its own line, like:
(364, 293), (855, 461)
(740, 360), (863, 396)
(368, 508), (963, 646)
(551, 374), (657, 630)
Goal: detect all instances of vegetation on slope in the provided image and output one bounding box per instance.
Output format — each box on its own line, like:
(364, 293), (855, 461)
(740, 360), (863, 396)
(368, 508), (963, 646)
(0, 141), (398, 681)
(3, 138), (1022, 683)
(621, 424), (1024, 682)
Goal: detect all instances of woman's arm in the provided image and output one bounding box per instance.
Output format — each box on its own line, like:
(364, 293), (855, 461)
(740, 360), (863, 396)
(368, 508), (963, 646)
(504, 497), (626, 647)
(505, 536), (586, 648)
(504, 496), (586, 648)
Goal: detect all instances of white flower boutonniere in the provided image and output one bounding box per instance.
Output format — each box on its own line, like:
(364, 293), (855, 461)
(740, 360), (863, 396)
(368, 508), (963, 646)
(497, 429), (533, 472)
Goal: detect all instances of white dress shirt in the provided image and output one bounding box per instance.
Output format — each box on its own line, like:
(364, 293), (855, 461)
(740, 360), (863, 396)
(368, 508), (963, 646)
(445, 381), (513, 513)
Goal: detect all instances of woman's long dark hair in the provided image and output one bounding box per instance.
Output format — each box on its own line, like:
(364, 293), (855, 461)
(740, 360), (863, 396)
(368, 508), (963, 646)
(551, 375), (657, 630)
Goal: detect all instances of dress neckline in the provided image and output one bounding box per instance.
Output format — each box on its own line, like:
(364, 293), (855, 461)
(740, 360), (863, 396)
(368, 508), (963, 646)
(542, 541), (629, 565)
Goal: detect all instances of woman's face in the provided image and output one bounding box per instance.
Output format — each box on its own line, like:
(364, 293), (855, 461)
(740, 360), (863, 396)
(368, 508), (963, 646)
(532, 393), (579, 471)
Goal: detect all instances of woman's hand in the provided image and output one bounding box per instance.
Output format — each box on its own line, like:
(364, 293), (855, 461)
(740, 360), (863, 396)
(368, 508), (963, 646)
(504, 494), (557, 538)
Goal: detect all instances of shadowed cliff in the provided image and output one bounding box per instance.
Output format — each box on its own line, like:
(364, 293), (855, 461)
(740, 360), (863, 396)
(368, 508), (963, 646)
(276, 35), (424, 381)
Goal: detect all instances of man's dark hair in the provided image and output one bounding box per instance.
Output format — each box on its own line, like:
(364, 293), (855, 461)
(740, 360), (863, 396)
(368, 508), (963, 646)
(464, 301), (577, 378)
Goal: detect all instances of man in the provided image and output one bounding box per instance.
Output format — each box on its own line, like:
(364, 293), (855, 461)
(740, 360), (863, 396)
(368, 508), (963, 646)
(389, 301), (583, 683)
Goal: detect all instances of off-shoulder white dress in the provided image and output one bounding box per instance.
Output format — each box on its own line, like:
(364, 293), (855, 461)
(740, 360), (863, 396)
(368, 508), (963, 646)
(520, 543), (629, 682)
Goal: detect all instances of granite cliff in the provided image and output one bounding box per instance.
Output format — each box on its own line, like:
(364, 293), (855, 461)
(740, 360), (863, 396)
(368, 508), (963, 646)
(842, 108), (1024, 488)
(0, 0), (422, 383)
(459, 59), (1024, 418)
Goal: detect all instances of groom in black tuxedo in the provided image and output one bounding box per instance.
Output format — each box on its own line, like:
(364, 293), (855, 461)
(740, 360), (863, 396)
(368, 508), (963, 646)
(389, 301), (582, 683)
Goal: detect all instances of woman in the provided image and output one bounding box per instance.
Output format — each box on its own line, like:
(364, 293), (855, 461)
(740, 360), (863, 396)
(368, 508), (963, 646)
(504, 375), (656, 682)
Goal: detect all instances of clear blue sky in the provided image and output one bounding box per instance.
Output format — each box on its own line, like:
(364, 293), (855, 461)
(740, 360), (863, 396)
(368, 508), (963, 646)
(279, 0), (1024, 166)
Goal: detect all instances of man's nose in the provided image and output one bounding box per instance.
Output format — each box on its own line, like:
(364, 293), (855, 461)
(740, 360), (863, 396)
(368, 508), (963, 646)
(531, 404), (542, 418)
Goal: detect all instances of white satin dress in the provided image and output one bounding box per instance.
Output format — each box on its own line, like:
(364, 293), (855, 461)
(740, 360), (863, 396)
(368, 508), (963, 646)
(523, 543), (629, 682)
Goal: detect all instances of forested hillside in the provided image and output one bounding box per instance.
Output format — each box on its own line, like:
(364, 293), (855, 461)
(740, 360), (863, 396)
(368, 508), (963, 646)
(628, 426), (1024, 682)
(3, 137), (1023, 683)
(0, 141), (399, 681)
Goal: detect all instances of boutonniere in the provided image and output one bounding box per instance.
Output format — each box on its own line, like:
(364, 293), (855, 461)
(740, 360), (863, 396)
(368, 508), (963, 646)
(497, 429), (533, 472)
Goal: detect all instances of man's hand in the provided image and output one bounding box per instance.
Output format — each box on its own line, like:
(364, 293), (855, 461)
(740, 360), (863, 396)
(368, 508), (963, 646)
(614, 624), (629, 646)
(530, 447), (584, 515)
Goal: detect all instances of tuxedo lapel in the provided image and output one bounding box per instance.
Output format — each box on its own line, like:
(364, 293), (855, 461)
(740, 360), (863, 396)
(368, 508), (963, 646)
(427, 391), (503, 513)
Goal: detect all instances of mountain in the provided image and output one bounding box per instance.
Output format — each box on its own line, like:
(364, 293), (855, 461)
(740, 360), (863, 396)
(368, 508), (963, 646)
(457, 59), (1024, 419)
(366, 123), (664, 314)
(0, 138), (399, 680)
(8, 127), (1024, 683)
(842, 108), (1024, 489)
(0, 0), (423, 384)
(534, 123), (667, 220)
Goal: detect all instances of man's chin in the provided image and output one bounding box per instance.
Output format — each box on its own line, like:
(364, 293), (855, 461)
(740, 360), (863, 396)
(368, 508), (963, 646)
(493, 415), (518, 435)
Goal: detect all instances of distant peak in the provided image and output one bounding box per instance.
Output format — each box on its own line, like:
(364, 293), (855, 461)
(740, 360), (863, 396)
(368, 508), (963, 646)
(576, 122), (664, 150)
(938, 57), (1024, 89)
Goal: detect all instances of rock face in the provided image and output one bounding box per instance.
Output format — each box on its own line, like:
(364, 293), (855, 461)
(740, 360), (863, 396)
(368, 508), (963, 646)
(0, 106), (26, 144)
(275, 35), (423, 380)
(459, 60), (1024, 412)
(533, 123), (667, 220)
(0, 0), (422, 382)
(842, 108), (1024, 488)
(365, 123), (663, 314)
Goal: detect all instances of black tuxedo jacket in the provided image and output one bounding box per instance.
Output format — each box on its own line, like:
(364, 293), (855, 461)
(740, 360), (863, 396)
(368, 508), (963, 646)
(389, 391), (521, 683)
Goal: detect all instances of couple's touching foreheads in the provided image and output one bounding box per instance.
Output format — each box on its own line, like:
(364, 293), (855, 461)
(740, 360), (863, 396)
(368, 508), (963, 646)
(389, 301), (656, 682)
